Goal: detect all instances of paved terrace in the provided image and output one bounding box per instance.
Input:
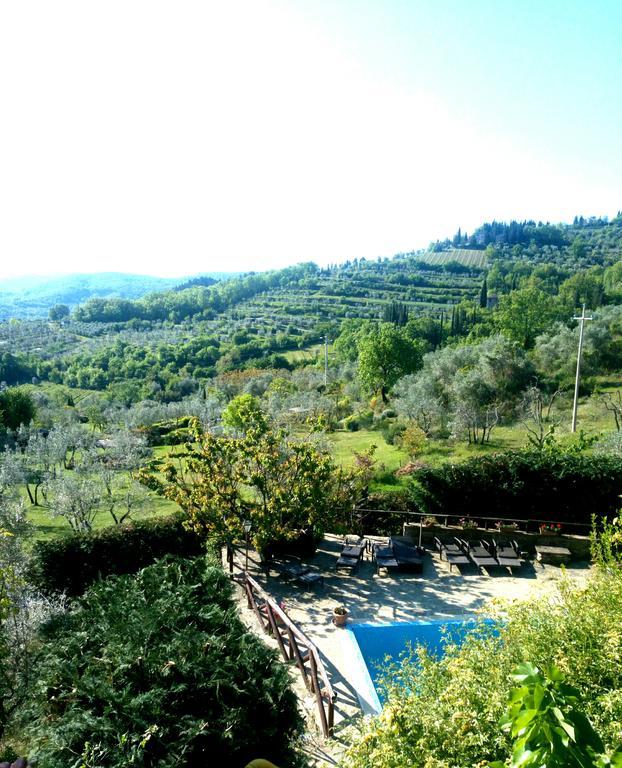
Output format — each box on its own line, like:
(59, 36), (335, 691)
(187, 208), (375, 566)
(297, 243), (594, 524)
(231, 534), (589, 764)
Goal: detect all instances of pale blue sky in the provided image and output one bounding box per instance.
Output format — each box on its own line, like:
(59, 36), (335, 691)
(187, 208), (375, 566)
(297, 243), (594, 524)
(0, 0), (620, 279)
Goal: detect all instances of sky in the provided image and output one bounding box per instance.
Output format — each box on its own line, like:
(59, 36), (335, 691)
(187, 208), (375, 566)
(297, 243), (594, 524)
(1, 0), (621, 280)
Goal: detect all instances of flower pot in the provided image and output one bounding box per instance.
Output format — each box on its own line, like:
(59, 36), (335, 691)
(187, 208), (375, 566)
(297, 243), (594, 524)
(332, 608), (348, 627)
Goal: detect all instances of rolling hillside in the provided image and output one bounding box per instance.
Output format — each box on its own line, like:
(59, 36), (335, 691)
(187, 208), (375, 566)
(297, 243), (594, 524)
(0, 271), (234, 320)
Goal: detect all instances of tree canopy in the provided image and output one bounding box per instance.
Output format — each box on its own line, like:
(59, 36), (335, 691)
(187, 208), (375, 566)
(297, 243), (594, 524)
(358, 323), (424, 401)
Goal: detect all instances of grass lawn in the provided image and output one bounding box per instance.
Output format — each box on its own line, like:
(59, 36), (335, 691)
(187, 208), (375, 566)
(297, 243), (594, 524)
(24, 446), (181, 542)
(26, 494), (179, 542)
(328, 430), (408, 471)
(281, 343), (325, 364)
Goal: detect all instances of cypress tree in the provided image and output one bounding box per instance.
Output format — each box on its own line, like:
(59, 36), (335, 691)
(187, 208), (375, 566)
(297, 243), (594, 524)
(438, 310), (444, 348)
(479, 277), (488, 308)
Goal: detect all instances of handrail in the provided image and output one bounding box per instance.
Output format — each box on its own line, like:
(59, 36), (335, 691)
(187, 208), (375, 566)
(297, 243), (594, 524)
(355, 507), (592, 531)
(244, 574), (336, 738)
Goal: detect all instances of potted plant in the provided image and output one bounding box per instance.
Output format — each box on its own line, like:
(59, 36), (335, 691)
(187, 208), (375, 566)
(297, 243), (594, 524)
(539, 523), (562, 536)
(332, 605), (348, 627)
(460, 517), (478, 531)
(496, 521), (519, 534)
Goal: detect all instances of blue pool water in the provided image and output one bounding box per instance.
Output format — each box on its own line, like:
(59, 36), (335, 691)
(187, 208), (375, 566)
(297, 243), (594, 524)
(346, 618), (493, 712)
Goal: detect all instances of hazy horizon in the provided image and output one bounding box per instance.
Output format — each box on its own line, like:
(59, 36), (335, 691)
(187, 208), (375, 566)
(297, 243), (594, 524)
(1, 0), (620, 280)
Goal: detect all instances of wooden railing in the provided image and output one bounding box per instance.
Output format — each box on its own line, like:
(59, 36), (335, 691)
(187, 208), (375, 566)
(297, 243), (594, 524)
(244, 574), (336, 738)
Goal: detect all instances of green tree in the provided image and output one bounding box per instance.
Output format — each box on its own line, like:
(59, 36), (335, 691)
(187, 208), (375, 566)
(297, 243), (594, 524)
(145, 421), (372, 552)
(0, 387), (36, 430)
(48, 304), (70, 321)
(333, 319), (374, 363)
(558, 266), (605, 311)
(603, 260), (622, 302)
(358, 324), (424, 402)
(494, 286), (561, 349)
(479, 276), (488, 308)
(22, 558), (307, 768)
(221, 393), (268, 434)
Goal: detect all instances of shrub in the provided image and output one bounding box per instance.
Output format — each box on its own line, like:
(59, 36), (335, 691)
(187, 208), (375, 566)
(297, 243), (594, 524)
(398, 424), (427, 457)
(143, 417), (194, 446)
(344, 416), (360, 431)
(380, 420), (406, 445)
(358, 409), (375, 428)
(357, 491), (413, 536)
(21, 557), (306, 768)
(411, 449), (622, 528)
(27, 514), (205, 596)
(343, 566), (622, 767)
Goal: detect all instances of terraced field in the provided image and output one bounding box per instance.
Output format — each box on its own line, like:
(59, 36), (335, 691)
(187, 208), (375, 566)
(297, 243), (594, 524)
(418, 248), (488, 268)
(226, 253), (486, 334)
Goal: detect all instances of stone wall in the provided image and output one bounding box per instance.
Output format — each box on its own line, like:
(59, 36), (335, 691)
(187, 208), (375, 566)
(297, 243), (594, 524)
(403, 523), (591, 560)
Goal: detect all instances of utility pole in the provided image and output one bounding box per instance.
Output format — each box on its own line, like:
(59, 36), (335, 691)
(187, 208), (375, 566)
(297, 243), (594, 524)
(571, 304), (592, 433)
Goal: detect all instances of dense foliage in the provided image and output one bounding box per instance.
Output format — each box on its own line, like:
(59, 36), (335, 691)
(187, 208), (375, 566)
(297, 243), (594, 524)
(412, 449), (622, 526)
(0, 388), (36, 431)
(342, 564), (622, 768)
(490, 663), (622, 768)
(145, 418), (372, 552)
(27, 515), (204, 596)
(21, 557), (306, 767)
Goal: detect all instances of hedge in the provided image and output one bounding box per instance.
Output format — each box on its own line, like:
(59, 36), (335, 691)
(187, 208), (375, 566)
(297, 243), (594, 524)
(27, 514), (205, 596)
(22, 557), (306, 768)
(411, 449), (622, 528)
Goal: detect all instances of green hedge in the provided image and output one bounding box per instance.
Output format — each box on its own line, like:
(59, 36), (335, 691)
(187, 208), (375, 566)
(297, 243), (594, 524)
(22, 557), (306, 768)
(411, 449), (622, 528)
(28, 514), (205, 596)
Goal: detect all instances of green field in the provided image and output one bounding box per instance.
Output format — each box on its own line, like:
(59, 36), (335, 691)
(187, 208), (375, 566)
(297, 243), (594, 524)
(419, 248), (488, 268)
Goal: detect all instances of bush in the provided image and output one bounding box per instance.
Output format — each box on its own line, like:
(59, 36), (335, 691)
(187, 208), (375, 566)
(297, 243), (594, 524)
(27, 514), (205, 596)
(357, 491), (413, 536)
(380, 420), (406, 445)
(143, 417), (193, 446)
(21, 557), (306, 767)
(358, 409), (375, 428)
(343, 566), (622, 767)
(344, 416), (360, 431)
(412, 449), (622, 528)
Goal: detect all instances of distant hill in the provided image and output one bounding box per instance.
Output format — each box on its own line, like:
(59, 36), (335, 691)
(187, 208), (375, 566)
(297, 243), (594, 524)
(0, 272), (234, 320)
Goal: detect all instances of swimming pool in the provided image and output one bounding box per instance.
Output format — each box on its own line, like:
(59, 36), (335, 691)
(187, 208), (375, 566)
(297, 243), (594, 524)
(344, 618), (491, 714)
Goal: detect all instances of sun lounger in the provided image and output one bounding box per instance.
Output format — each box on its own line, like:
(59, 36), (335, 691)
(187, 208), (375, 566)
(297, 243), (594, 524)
(371, 543), (399, 575)
(271, 557), (310, 579)
(435, 537), (470, 567)
(459, 539), (498, 571)
(434, 537), (464, 556)
(389, 537), (425, 573)
(270, 557), (325, 586)
(492, 539), (523, 571)
(335, 536), (365, 571)
(335, 554), (360, 571)
(433, 537), (471, 571)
